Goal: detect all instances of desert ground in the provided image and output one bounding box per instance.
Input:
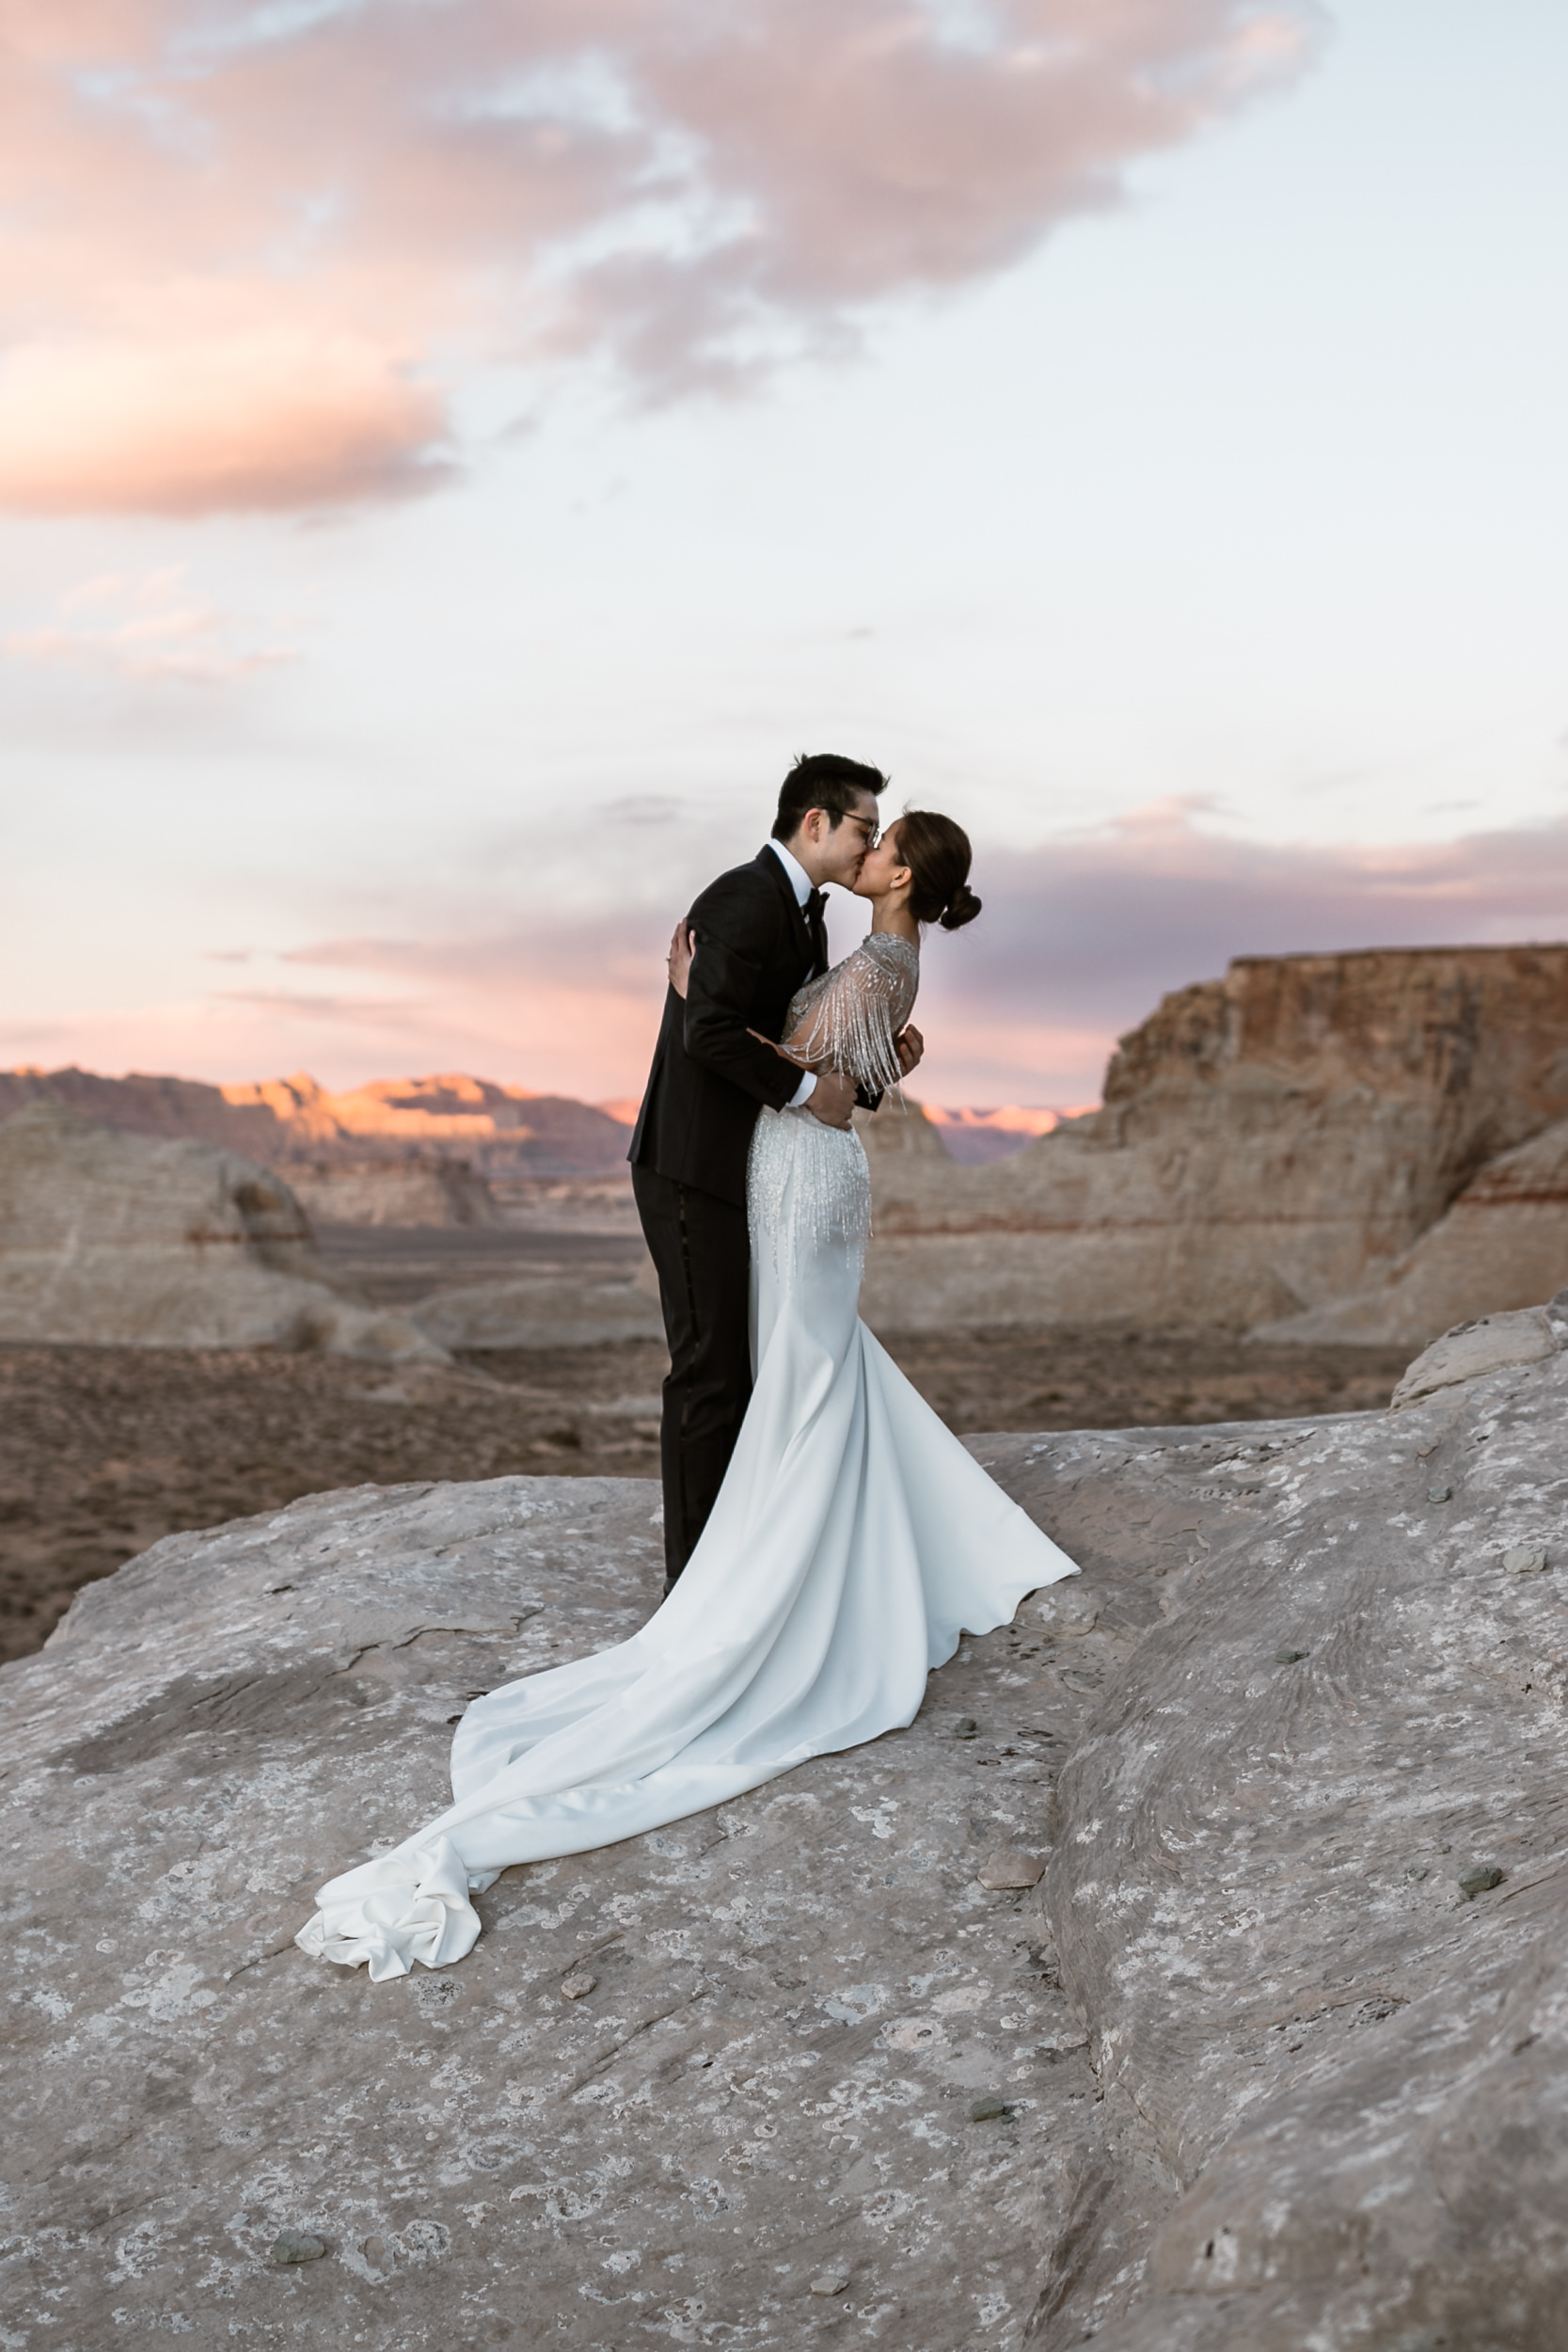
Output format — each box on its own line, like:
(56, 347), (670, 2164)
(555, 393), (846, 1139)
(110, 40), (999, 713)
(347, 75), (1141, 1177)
(0, 1230), (1408, 1661)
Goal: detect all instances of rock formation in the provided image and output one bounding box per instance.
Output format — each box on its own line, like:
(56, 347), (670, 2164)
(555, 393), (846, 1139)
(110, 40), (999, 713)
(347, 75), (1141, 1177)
(0, 1102), (446, 1359)
(0, 1066), (636, 1182)
(5, 1299), (1567, 2344)
(859, 946), (1568, 1335)
(288, 1154), (505, 1229)
(1255, 1115), (1568, 1345)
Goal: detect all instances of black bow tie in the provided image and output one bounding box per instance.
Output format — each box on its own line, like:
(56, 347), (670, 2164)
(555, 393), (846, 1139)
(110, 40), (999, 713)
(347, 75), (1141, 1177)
(803, 888), (828, 975)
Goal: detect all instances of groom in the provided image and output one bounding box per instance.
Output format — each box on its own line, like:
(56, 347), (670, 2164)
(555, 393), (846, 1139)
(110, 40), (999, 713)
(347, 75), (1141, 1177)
(629, 752), (924, 1592)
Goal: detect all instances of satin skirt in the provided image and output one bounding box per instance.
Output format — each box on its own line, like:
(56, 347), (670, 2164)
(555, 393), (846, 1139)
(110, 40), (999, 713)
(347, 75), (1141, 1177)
(296, 1106), (1078, 1979)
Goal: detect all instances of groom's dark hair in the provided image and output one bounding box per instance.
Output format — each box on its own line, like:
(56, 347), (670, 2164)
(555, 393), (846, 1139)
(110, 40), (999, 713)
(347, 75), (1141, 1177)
(772, 752), (889, 843)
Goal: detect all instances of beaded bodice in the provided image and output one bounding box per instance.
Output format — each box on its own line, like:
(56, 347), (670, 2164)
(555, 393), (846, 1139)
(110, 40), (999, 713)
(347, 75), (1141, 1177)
(784, 932), (919, 1097)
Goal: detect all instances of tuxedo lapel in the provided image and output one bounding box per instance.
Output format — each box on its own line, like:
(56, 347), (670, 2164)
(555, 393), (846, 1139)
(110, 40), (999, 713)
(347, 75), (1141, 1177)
(753, 846), (815, 977)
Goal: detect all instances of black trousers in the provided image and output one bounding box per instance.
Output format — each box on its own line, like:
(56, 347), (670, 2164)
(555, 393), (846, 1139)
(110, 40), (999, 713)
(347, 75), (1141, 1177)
(631, 1165), (752, 1582)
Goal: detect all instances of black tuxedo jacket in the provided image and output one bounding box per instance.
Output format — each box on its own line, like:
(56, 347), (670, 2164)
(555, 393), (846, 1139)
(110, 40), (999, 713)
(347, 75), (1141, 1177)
(629, 846), (829, 1210)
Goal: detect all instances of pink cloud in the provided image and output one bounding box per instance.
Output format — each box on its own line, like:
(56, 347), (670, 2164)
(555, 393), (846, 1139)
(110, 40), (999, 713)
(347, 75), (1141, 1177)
(0, 0), (1322, 513)
(0, 333), (451, 516)
(5, 565), (297, 681)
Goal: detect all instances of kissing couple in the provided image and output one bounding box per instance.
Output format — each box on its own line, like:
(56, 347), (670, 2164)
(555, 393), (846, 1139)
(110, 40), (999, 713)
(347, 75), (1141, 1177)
(298, 753), (1077, 1979)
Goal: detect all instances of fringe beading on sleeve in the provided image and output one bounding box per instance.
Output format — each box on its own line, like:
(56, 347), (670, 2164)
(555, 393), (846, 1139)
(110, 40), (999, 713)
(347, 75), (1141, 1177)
(783, 934), (918, 1097)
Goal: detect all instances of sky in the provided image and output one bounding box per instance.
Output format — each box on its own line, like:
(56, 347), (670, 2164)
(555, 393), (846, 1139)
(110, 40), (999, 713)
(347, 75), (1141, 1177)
(2, 0), (1565, 1110)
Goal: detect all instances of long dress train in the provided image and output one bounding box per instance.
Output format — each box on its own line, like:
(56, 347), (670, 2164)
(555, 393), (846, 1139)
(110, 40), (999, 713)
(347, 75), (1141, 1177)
(296, 933), (1078, 1979)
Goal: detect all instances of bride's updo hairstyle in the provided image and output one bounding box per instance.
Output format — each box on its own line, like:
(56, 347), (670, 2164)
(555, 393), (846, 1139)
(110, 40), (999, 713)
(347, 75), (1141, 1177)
(896, 810), (982, 931)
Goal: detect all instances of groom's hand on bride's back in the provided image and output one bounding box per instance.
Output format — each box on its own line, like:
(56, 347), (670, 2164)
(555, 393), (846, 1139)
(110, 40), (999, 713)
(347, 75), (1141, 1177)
(895, 1024), (925, 1078)
(666, 920), (695, 999)
(806, 1070), (857, 1130)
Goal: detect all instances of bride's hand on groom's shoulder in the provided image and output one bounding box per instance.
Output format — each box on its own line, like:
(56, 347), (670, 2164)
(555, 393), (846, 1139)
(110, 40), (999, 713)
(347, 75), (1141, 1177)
(666, 920), (695, 998)
(895, 1024), (925, 1076)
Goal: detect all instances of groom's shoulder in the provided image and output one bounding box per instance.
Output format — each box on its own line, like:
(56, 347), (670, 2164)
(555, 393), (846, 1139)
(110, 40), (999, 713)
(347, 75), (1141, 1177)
(690, 850), (784, 923)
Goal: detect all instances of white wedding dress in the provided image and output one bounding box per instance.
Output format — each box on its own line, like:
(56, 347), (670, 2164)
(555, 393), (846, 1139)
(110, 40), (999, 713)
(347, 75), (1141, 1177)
(297, 933), (1078, 1979)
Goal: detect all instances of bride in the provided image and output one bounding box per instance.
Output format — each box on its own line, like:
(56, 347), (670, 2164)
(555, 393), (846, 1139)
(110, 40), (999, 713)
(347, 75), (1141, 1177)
(297, 812), (1078, 1979)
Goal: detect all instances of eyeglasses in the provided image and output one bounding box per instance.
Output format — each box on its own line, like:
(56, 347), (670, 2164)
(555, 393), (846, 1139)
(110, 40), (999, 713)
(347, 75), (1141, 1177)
(840, 815), (880, 850)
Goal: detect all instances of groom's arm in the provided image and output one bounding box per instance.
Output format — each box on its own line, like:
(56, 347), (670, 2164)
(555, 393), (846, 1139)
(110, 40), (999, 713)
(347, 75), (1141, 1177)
(682, 877), (804, 1111)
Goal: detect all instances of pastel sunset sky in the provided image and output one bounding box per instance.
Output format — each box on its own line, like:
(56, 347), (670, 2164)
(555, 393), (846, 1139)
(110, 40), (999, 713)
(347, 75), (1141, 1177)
(2, 0), (1565, 1109)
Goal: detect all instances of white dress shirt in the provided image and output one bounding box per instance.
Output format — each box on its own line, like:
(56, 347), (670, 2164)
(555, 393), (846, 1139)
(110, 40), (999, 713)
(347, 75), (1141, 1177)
(767, 840), (819, 1109)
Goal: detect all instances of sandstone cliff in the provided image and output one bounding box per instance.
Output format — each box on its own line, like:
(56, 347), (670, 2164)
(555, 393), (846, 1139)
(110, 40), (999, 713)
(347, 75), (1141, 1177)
(0, 1102), (446, 1359)
(1256, 1114), (1568, 1344)
(4, 1304), (1566, 2344)
(860, 946), (1568, 1334)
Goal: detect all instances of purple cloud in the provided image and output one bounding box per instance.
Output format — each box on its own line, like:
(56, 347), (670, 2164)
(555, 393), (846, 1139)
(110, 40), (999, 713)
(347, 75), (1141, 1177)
(275, 803), (1568, 1105)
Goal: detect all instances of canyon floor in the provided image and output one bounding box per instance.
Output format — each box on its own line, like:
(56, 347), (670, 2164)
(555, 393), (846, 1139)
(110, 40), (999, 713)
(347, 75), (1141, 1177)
(0, 1304), (1407, 1662)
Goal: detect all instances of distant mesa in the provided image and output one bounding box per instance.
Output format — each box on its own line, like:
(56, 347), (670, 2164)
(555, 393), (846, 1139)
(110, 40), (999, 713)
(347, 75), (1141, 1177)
(922, 1104), (1084, 1167)
(594, 1095), (645, 1128)
(858, 945), (1568, 1345)
(0, 1065), (1063, 1189)
(0, 1065), (1058, 1235)
(0, 1068), (637, 1185)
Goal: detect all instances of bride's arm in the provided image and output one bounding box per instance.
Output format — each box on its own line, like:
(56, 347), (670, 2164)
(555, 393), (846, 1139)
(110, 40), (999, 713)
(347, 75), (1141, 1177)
(748, 1025), (813, 1066)
(778, 947), (912, 1096)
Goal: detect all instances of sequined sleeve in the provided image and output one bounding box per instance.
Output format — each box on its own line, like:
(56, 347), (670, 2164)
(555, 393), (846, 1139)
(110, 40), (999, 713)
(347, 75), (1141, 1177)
(782, 935), (918, 1097)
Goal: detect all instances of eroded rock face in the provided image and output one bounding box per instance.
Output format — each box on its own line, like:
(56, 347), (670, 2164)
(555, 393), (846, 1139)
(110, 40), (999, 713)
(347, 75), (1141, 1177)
(0, 1102), (446, 1359)
(860, 946), (1568, 1333)
(287, 1155), (505, 1229)
(1257, 1117), (1568, 1346)
(6, 1307), (1568, 2347)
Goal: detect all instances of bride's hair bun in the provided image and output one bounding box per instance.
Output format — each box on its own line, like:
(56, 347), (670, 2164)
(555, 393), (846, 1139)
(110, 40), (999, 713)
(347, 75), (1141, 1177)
(895, 809), (982, 933)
